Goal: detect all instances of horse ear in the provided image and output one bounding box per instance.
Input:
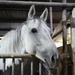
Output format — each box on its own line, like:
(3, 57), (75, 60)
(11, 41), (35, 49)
(28, 5), (35, 19)
(40, 8), (48, 21)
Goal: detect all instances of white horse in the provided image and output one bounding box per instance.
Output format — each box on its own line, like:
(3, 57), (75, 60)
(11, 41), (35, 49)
(0, 5), (59, 70)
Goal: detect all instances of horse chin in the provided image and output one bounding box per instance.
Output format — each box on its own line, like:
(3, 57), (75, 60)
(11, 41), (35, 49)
(43, 61), (59, 70)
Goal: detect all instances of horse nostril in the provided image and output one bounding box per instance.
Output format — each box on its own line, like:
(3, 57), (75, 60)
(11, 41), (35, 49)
(51, 55), (55, 62)
(31, 28), (37, 33)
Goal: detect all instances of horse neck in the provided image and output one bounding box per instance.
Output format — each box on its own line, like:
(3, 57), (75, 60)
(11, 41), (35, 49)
(0, 28), (24, 54)
(14, 26), (26, 54)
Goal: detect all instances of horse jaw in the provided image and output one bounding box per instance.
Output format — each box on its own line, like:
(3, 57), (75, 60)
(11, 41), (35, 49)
(35, 51), (45, 62)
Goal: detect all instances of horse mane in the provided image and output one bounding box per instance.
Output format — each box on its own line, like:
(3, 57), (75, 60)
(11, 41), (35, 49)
(0, 24), (24, 54)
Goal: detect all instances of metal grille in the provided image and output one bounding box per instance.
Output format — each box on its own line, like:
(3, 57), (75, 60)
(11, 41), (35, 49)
(0, 54), (51, 75)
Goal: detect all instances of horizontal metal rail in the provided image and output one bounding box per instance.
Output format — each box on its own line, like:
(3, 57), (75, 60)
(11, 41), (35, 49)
(0, 53), (70, 59)
(0, 54), (33, 58)
(0, 1), (75, 7)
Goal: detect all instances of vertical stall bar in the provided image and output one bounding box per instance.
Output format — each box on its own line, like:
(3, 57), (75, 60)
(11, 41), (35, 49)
(39, 62), (42, 75)
(62, 0), (67, 53)
(21, 58), (24, 75)
(31, 61), (33, 75)
(57, 65), (61, 75)
(62, 0), (68, 75)
(48, 70), (50, 75)
(3, 58), (5, 72)
(49, 0), (53, 36)
(12, 58), (15, 75)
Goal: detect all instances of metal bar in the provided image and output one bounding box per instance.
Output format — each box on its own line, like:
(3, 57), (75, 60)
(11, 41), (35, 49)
(39, 62), (42, 75)
(52, 28), (63, 38)
(57, 65), (60, 75)
(3, 58), (5, 72)
(62, 0), (67, 55)
(12, 58), (15, 75)
(21, 58), (24, 75)
(49, 0), (53, 36)
(31, 61), (33, 75)
(0, 1), (75, 7)
(48, 70), (50, 75)
(0, 54), (32, 58)
(62, 0), (68, 75)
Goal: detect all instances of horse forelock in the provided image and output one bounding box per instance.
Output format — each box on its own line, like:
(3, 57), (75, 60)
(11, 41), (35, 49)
(26, 16), (50, 30)
(26, 16), (50, 29)
(26, 16), (45, 23)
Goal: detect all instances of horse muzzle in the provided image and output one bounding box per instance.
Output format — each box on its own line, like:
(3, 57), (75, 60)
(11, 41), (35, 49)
(44, 53), (60, 70)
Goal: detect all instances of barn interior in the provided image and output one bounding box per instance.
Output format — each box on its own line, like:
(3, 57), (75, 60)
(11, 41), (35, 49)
(0, 0), (75, 75)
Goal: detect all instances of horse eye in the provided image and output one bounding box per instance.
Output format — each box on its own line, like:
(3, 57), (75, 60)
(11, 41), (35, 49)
(31, 28), (37, 33)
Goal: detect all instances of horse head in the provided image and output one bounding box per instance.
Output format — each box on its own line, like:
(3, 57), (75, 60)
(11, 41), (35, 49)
(21, 5), (60, 69)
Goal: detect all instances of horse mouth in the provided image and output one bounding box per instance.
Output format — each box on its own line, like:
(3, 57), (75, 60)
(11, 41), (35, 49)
(43, 62), (59, 70)
(43, 57), (60, 70)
